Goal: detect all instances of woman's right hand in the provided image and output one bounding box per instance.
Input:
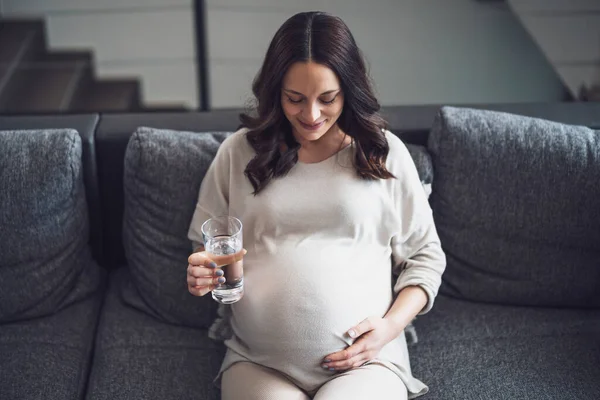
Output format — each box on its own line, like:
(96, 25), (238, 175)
(187, 249), (247, 297)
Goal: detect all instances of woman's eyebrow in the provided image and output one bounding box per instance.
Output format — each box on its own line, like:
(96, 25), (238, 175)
(283, 89), (340, 96)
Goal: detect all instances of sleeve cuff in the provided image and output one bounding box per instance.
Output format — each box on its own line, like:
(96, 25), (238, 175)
(393, 274), (439, 315)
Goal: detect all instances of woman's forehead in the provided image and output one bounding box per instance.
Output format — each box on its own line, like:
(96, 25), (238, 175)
(282, 61), (341, 94)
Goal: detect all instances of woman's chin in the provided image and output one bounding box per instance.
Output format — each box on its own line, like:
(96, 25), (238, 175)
(295, 124), (329, 140)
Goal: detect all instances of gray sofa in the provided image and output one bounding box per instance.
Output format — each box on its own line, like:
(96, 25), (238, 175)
(0, 103), (599, 400)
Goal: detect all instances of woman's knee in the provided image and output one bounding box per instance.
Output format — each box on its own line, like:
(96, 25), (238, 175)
(221, 362), (310, 400)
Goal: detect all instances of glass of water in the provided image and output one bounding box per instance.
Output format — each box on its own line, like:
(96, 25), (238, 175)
(201, 216), (244, 304)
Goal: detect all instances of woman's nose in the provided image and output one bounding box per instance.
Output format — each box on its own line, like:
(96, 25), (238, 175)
(303, 102), (321, 122)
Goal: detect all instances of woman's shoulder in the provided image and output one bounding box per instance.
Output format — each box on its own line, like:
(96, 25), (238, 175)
(218, 126), (254, 157)
(221, 126), (250, 147)
(382, 129), (412, 167)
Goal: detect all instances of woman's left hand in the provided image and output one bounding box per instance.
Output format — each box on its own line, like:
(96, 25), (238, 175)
(321, 316), (402, 371)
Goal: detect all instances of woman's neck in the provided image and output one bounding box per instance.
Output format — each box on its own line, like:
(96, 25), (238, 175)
(295, 124), (352, 164)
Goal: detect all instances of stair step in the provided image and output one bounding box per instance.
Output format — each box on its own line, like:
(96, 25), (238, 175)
(43, 50), (93, 66)
(0, 64), (9, 93)
(0, 19), (46, 109)
(71, 80), (141, 112)
(0, 19), (45, 63)
(0, 61), (86, 113)
(41, 51), (96, 111)
(1, 19), (149, 113)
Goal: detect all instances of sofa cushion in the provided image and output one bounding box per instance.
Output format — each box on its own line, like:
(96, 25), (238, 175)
(123, 127), (232, 328)
(405, 143), (433, 185)
(428, 107), (600, 307)
(0, 114), (103, 260)
(0, 286), (104, 399)
(86, 268), (225, 400)
(0, 129), (101, 322)
(410, 295), (600, 399)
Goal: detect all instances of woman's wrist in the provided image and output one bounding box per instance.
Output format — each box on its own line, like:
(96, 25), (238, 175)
(383, 285), (428, 335)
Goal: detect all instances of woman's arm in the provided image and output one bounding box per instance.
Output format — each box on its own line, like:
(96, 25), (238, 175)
(320, 285), (428, 371)
(383, 285), (428, 335)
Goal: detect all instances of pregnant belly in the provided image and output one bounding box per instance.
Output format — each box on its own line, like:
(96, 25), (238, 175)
(229, 240), (393, 366)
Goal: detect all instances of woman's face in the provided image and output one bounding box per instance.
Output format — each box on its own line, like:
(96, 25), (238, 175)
(281, 61), (345, 143)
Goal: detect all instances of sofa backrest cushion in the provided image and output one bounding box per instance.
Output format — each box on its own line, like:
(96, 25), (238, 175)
(0, 129), (101, 322)
(0, 114), (102, 260)
(428, 107), (600, 308)
(123, 127), (231, 328)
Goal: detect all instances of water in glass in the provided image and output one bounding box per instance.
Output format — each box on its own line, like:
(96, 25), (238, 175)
(205, 235), (244, 304)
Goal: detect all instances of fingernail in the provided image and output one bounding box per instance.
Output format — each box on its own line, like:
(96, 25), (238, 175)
(217, 277), (226, 284)
(215, 269), (224, 276)
(348, 330), (356, 338)
(209, 262), (217, 268)
(321, 364), (329, 369)
(324, 359), (331, 363)
(329, 368), (335, 371)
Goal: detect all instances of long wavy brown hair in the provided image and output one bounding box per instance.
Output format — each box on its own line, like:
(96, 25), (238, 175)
(241, 11), (394, 194)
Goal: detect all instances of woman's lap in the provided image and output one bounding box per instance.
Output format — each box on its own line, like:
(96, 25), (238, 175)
(313, 363), (408, 400)
(221, 362), (310, 400)
(221, 362), (407, 400)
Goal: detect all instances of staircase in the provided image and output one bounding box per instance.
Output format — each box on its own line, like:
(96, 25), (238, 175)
(506, 0), (600, 101)
(0, 18), (185, 114)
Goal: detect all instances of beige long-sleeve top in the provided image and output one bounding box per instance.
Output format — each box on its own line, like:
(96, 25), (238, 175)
(188, 128), (446, 398)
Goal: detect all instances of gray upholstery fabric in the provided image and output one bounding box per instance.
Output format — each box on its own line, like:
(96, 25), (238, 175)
(0, 115), (103, 260)
(410, 294), (600, 399)
(406, 143), (433, 184)
(428, 107), (600, 307)
(0, 289), (104, 399)
(86, 268), (225, 400)
(0, 129), (101, 322)
(122, 127), (232, 328)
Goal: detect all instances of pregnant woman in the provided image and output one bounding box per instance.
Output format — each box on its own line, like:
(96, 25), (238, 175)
(186, 11), (446, 400)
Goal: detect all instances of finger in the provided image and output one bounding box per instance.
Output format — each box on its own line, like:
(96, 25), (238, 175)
(188, 265), (220, 278)
(207, 248), (247, 267)
(322, 337), (371, 370)
(322, 352), (373, 371)
(187, 275), (225, 287)
(322, 340), (367, 363)
(347, 316), (376, 339)
(188, 284), (215, 297)
(188, 252), (217, 267)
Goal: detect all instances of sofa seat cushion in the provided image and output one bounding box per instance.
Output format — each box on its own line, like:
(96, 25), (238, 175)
(0, 288), (104, 400)
(0, 129), (101, 322)
(86, 268), (225, 400)
(428, 107), (600, 307)
(410, 294), (600, 399)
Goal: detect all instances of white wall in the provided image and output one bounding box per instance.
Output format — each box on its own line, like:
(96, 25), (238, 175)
(507, 0), (600, 95)
(2, 0), (569, 109)
(1, 0), (199, 108)
(206, 0), (567, 108)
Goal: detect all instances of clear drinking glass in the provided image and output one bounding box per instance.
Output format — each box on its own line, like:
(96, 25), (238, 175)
(201, 216), (244, 304)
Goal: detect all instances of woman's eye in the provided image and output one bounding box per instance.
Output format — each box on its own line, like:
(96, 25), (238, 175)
(320, 96), (337, 105)
(287, 97), (303, 104)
